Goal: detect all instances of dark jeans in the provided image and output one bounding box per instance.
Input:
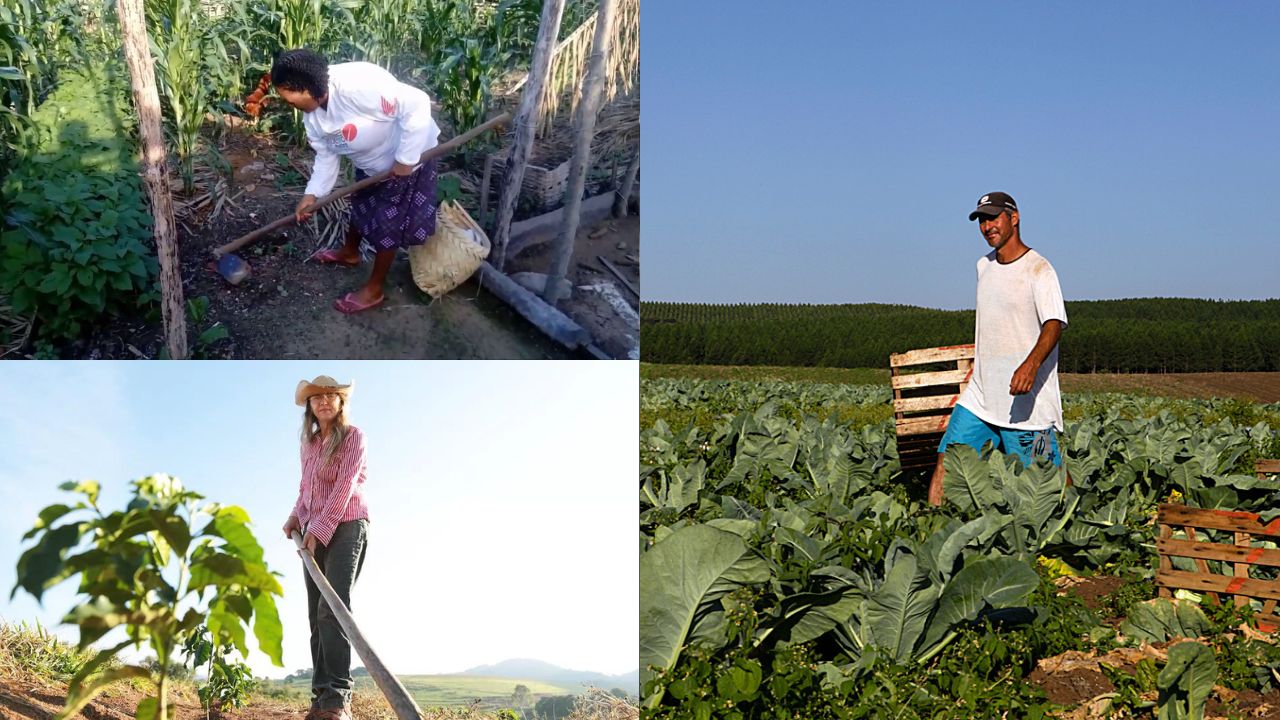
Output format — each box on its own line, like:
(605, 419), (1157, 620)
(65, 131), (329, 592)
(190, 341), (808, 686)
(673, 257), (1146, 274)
(305, 518), (369, 709)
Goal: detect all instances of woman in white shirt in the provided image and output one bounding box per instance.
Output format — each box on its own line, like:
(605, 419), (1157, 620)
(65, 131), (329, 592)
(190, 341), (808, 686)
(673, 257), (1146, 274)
(271, 49), (443, 314)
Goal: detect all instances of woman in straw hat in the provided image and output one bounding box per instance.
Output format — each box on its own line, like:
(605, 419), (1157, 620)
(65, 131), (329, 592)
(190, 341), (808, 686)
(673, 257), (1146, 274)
(282, 375), (369, 720)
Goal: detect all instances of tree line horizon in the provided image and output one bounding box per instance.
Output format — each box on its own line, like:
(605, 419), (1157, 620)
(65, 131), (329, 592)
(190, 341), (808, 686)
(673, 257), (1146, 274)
(640, 298), (1280, 372)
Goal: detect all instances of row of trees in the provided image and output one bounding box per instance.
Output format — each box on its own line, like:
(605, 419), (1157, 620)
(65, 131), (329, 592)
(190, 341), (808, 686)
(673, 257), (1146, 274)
(640, 300), (1280, 372)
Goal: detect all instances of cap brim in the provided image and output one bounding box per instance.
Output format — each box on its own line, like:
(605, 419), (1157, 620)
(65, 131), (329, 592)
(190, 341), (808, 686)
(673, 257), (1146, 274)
(968, 207), (1004, 221)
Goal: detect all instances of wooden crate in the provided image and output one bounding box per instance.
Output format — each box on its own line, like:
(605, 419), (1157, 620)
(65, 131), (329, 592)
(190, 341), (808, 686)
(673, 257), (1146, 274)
(484, 152), (572, 212)
(889, 344), (975, 473)
(1155, 488), (1280, 628)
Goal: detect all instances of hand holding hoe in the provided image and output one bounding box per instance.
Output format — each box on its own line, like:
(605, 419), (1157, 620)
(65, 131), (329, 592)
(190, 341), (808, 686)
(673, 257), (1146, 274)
(291, 530), (423, 720)
(213, 113), (511, 285)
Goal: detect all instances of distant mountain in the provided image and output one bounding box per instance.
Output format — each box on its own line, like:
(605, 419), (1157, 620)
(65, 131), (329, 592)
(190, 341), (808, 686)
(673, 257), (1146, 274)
(458, 659), (639, 694)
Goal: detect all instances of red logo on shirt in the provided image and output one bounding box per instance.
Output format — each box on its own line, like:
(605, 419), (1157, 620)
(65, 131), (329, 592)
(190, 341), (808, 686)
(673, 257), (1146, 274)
(381, 96), (397, 116)
(341, 123), (357, 142)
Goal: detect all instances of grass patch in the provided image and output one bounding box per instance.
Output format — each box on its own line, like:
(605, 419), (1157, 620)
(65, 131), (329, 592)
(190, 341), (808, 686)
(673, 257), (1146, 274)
(275, 673), (576, 709)
(0, 621), (92, 681)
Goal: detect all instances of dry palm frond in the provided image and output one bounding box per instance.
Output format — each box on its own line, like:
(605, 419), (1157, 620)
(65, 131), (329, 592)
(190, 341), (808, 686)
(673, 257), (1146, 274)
(0, 297), (33, 358)
(507, 0), (640, 136)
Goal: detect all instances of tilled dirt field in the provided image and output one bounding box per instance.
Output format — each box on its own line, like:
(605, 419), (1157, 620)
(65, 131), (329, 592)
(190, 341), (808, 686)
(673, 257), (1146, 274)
(1060, 372), (1280, 403)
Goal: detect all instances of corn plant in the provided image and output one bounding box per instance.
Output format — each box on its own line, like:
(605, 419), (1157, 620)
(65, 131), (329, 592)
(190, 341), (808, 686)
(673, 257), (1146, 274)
(12, 475), (284, 720)
(414, 0), (515, 138)
(145, 0), (209, 193)
(351, 0), (415, 73)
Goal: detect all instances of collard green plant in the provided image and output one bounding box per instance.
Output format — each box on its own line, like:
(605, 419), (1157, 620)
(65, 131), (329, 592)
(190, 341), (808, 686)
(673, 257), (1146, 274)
(12, 475), (284, 720)
(1120, 598), (1212, 645)
(1157, 641), (1217, 720)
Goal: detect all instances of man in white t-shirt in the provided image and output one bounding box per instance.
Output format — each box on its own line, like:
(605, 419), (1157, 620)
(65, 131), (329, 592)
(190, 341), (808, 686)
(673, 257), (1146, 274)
(927, 191), (1069, 506)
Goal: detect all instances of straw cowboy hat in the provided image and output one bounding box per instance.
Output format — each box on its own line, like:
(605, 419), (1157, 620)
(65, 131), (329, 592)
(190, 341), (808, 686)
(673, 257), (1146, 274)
(295, 375), (354, 406)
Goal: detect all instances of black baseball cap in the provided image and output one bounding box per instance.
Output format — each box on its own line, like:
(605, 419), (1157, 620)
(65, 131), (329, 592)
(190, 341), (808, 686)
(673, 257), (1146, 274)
(968, 191), (1018, 221)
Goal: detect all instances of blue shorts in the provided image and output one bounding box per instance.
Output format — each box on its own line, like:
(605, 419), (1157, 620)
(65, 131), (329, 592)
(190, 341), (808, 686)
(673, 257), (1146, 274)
(938, 405), (1061, 467)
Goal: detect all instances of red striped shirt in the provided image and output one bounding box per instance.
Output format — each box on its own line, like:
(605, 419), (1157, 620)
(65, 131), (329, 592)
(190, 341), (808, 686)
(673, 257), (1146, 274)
(292, 425), (369, 546)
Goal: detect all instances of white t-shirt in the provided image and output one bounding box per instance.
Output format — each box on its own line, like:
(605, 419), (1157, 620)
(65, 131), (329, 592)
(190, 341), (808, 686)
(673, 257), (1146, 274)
(302, 62), (441, 197)
(957, 249), (1068, 431)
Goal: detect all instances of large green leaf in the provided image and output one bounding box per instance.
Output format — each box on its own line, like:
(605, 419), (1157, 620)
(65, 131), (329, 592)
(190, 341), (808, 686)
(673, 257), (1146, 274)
(251, 590), (285, 667)
(12, 522), (85, 601)
(942, 444), (1001, 513)
(918, 556), (1040, 655)
(861, 553), (939, 662)
(1119, 598), (1210, 644)
(1157, 641), (1216, 720)
(639, 524), (765, 703)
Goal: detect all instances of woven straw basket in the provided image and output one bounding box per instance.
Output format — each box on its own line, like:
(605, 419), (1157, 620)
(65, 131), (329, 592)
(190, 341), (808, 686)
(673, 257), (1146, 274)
(408, 201), (491, 298)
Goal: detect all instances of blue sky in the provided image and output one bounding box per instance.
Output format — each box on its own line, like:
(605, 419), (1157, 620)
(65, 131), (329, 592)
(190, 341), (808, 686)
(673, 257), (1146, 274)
(642, 2), (1280, 308)
(0, 361), (637, 678)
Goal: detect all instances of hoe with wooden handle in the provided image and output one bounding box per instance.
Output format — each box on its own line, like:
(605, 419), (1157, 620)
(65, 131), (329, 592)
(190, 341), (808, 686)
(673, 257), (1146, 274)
(213, 112), (511, 285)
(291, 530), (422, 720)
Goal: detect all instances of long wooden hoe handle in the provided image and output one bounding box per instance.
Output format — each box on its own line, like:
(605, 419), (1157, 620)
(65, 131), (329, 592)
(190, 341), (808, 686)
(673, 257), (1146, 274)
(290, 530), (423, 720)
(213, 112), (512, 258)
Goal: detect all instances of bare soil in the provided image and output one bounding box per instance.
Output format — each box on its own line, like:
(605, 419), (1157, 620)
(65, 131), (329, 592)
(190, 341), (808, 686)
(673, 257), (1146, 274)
(37, 120), (640, 359)
(0, 674), (476, 720)
(1057, 575), (1128, 614)
(1060, 372), (1280, 403)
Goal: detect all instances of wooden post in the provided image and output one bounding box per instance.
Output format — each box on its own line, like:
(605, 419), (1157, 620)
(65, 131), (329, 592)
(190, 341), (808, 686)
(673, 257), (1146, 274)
(479, 153), (495, 229)
(611, 141), (639, 219)
(543, 0), (617, 305)
(492, 0), (566, 270)
(117, 0), (188, 359)
(291, 532), (423, 720)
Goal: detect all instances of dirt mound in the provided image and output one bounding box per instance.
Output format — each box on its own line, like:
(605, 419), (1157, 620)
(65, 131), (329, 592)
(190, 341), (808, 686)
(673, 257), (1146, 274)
(0, 675), (306, 720)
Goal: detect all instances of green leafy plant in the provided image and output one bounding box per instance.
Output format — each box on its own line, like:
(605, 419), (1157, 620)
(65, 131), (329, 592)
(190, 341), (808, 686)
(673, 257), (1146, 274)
(1157, 641), (1216, 720)
(12, 474), (284, 720)
(0, 63), (159, 343)
(182, 625), (258, 713)
(186, 295), (229, 358)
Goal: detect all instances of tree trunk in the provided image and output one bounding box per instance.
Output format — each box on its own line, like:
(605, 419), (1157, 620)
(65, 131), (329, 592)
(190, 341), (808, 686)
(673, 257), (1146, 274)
(542, 0), (617, 305)
(612, 140), (639, 218)
(491, 0), (566, 270)
(118, 0), (188, 359)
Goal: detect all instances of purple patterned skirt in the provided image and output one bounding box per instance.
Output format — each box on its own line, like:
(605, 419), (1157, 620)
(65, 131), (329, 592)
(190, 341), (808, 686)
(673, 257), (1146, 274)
(349, 159), (438, 252)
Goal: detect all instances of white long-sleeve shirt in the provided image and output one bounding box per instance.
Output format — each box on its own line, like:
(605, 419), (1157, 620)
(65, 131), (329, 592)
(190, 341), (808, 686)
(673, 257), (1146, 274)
(302, 62), (441, 197)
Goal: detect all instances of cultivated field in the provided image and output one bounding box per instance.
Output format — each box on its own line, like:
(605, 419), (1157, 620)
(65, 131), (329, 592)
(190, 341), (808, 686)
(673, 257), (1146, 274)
(640, 376), (1280, 717)
(643, 363), (1280, 402)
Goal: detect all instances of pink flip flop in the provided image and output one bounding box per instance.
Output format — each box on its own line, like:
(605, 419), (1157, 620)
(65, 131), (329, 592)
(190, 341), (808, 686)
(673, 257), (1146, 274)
(334, 292), (385, 315)
(311, 249), (360, 267)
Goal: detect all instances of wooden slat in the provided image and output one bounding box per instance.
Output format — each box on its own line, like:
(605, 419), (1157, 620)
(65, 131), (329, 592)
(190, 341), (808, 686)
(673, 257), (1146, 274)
(1158, 523), (1173, 598)
(1257, 459), (1280, 477)
(889, 344), (975, 368)
(1155, 569), (1280, 602)
(896, 415), (952, 436)
(1235, 531), (1251, 607)
(891, 365), (904, 422)
(890, 369), (972, 390)
(1158, 504), (1280, 537)
(1182, 526), (1221, 604)
(1157, 538), (1280, 569)
(894, 394), (962, 414)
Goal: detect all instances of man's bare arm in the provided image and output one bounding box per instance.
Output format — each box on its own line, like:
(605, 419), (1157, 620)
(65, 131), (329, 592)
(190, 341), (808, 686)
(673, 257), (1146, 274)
(1009, 319), (1064, 395)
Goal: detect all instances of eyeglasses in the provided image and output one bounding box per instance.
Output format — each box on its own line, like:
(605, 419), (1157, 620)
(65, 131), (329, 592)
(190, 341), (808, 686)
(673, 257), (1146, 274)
(311, 392), (340, 403)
